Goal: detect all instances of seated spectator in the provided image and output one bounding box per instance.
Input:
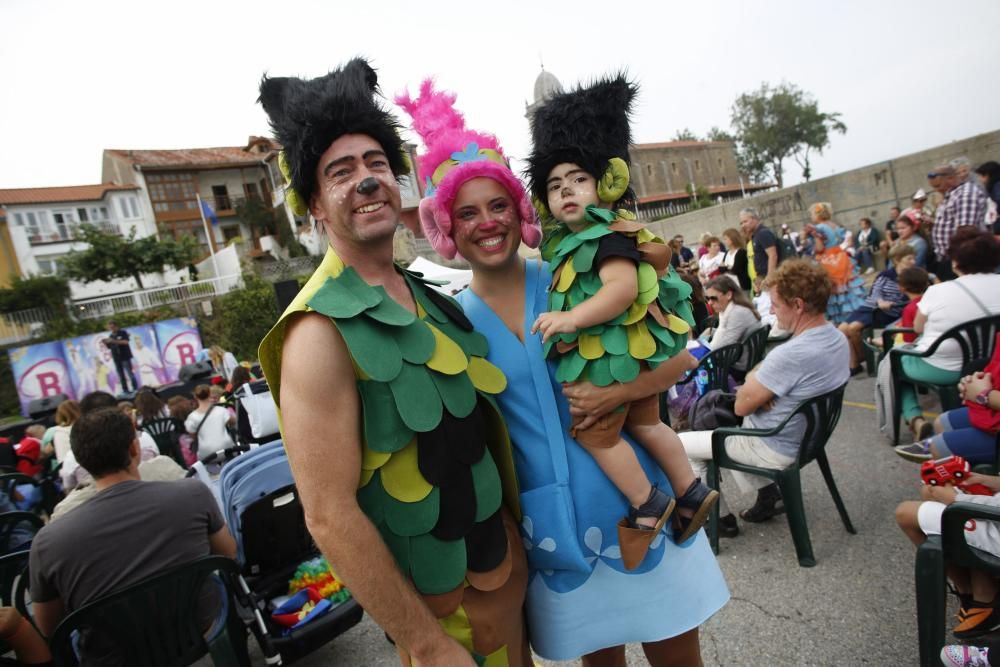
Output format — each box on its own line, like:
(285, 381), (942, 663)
(28, 408), (235, 661)
(60, 392), (160, 492)
(228, 365), (252, 393)
(895, 228), (1000, 441)
(702, 276), (763, 374)
(806, 218), (866, 325)
(896, 364), (1000, 464)
(670, 235), (696, 271)
(698, 236), (725, 282)
(837, 243), (916, 375)
(895, 212), (929, 269)
(896, 466), (1000, 641)
(43, 400), (80, 465)
(679, 260), (850, 537)
(167, 395), (198, 467)
(133, 389), (167, 427)
(855, 217), (880, 274)
(14, 425), (46, 477)
(185, 385), (235, 460)
(893, 267), (931, 345)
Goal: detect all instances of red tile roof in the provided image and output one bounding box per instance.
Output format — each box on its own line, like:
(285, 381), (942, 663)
(105, 140), (279, 171)
(0, 183), (139, 206)
(632, 140), (733, 150)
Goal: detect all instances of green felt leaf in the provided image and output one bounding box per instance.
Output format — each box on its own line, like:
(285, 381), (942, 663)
(549, 289), (566, 313)
(578, 269), (604, 296)
(673, 299), (695, 325)
(572, 240), (598, 274)
(409, 532), (467, 594)
(335, 317), (402, 382)
(637, 284), (659, 305)
(583, 205), (617, 225)
(389, 362), (443, 432)
(586, 355), (614, 387)
(379, 523), (411, 574)
(608, 310), (627, 326)
(359, 380), (414, 453)
(384, 486), (440, 537)
(601, 326), (629, 355)
(610, 354), (640, 383)
(555, 351), (587, 382)
(307, 273), (382, 319)
(542, 338), (555, 358)
(433, 319), (489, 358)
(356, 471), (385, 524)
(637, 263), (658, 293)
(431, 370), (478, 419)
(572, 222), (614, 241)
(366, 286), (418, 326)
(395, 319), (436, 364)
(471, 451), (502, 522)
(408, 280), (448, 324)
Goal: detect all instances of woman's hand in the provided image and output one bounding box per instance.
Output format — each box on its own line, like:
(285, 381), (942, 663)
(562, 381), (627, 430)
(960, 372), (993, 402)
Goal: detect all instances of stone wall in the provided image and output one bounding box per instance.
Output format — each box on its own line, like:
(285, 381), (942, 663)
(645, 129), (1000, 241)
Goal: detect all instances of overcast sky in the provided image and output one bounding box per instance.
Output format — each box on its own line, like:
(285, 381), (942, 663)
(2, 0), (998, 190)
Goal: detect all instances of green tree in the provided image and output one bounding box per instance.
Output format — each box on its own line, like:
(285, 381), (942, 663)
(61, 224), (199, 289)
(706, 126), (736, 143)
(730, 82), (846, 187)
(235, 198), (307, 258)
(0, 275), (71, 314)
(673, 128), (700, 141)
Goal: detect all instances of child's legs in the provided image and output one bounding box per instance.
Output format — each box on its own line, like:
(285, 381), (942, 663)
(627, 421), (696, 495)
(895, 500), (930, 546)
(573, 407), (651, 509)
(970, 568), (1000, 603)
(931, 426), (998, 465)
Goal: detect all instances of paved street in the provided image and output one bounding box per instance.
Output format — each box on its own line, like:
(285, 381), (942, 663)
(223, 373), (934, 666)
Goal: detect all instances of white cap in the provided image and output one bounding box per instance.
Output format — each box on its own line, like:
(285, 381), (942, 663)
(913, 188), (928, 200)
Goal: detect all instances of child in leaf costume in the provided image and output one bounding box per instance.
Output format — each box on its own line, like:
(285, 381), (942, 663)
(527, 74), (718, 569)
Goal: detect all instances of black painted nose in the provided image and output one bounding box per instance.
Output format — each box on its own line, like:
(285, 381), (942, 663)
(357, 177), (379, 195)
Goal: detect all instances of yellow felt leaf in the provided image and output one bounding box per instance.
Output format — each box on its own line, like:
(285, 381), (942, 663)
(467, 356), (507, 394)
(358, 468), (374, 488)
(361, 445), (391, 471)
(627, 321), (656, 359)
(636, 228), (656, 244)
(380, 438), (433, 502)
(425, 323), (469, 375)
(623, 302), (648, 325)
(667, 313), (691, 334)
(556, 261), (576, 292)
(439, 604), (475, 653)
(578, 334), (605, 360)
(482, 645), (510, 667)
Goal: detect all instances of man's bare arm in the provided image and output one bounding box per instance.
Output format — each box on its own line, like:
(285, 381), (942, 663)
(208, 526), (237, 560)
(33, 598), (64, 638)
(765, 245), (778, 276)
(280, 313), (471, 665)
(734, 372), (775, 417)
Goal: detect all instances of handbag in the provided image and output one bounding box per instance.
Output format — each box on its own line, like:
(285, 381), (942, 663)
(966, 332), (1000, 435)
(236, 380), (280, 439)
(688, 389), (742, 431)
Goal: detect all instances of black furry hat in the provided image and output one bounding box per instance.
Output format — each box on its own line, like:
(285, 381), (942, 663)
(526, 73), (638, 205)
(258, 58), (409, 208)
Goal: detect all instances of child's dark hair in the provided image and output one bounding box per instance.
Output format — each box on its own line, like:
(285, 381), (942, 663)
(897, 267), (930, 295)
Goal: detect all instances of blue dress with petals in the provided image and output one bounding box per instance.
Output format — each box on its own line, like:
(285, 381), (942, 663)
(456, 259), (729, 660)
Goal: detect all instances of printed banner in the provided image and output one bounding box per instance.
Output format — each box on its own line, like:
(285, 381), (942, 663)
(7, 341), (74, 416)
(153, 317), (203, 384)
(9, 318), (203, 416)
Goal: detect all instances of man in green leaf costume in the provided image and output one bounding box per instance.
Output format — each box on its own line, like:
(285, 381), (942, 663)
(526, 73), (718, 570)
(256, 59), (530, 667)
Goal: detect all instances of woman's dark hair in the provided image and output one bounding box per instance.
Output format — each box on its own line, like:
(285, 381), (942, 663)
(230, 366), (252, 389)
(193, 384), (212, 401)
(70, 408), (135, 478)
(895, 214), (915, 230)
(897, 267), (930, 295)
(133, 389), (164, 423)
(975, 161), (1000, 193)
(859, 217), (872, 227)
(703, 276), (761, 320)
(950, 226), (1000, 274)
(722, 228), (745, 249)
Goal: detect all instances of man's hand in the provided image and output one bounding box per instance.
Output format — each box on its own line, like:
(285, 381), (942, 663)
(412, 636), (477, 667)
(960, 372), (993, 402)
(532, 310), (578, 343)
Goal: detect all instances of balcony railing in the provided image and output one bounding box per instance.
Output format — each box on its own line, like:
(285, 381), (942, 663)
(28, 221), (123, 245)
(72, 274), (244, 320)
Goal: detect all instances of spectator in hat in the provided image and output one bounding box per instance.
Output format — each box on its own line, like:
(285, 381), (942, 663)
(930, 162), (989, 280)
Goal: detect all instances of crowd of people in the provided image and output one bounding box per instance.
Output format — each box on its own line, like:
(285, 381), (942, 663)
(1, 56), (997, 666)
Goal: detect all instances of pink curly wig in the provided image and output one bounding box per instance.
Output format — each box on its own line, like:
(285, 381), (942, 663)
(396, 79), (540, 260)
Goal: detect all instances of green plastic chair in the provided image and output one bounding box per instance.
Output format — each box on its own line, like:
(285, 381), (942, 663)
(0, 512), (43, 555)
(890, 315), (1000, 446)
(739, 324), (770, 373)
(706, 383), (855, 567)
(659, 343), (742, 426)
(914, 501), (1000, 667)
(48, 555), (250, 667)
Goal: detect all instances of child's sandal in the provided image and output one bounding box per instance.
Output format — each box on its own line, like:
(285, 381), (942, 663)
(673, 478), (720, 544)
(617, 485), (675, 571)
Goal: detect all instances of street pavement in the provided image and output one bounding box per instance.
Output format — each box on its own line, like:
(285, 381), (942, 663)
(218, 373), (935, 666)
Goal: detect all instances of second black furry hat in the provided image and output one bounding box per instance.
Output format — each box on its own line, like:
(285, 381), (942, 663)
(258, 58), (409, 210)
(526, 73), (638, 205)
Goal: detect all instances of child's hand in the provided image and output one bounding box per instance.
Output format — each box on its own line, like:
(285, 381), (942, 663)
(920, 483), (958, 504)
(532, 311), (578, 343)
(965, 472), (1000, 492)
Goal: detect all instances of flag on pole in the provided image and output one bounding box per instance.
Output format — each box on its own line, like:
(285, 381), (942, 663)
(199, 199), (218, 226)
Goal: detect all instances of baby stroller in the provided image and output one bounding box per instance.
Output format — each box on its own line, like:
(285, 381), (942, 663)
(218, 443), (364, 664)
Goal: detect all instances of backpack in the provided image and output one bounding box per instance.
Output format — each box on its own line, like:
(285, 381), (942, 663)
(778, 236), (797, 262)
(688, 390), (741, 431)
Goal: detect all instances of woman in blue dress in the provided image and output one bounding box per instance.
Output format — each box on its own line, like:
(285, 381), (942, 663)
(397, 79), (729, 665)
